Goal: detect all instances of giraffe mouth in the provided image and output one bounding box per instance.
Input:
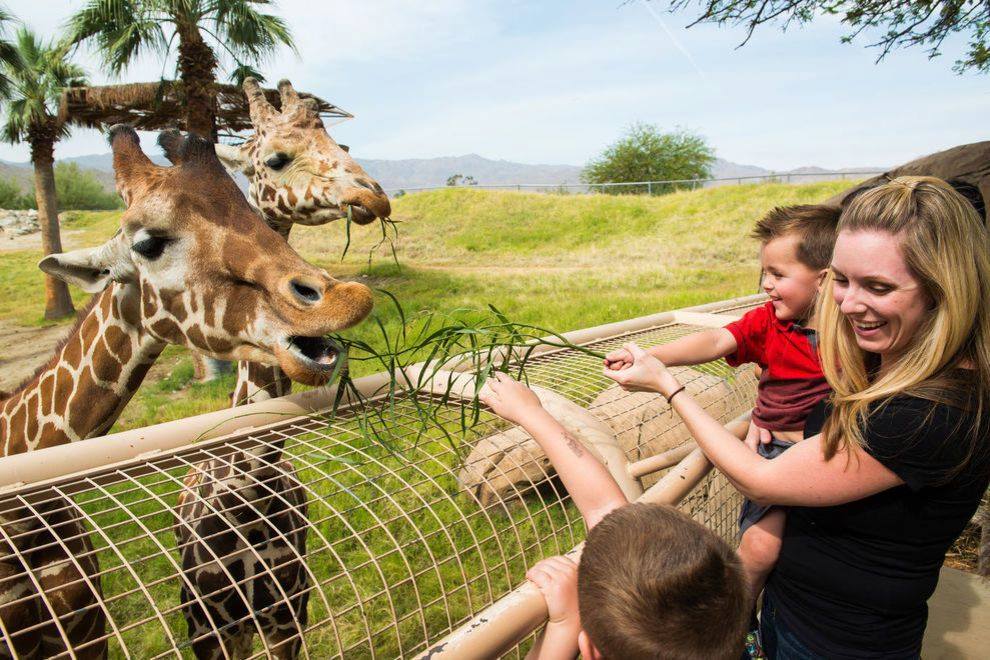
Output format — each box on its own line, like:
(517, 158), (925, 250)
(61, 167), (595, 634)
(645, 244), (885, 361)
(349, 204), (377, 224)
(286, 335), (342, 372)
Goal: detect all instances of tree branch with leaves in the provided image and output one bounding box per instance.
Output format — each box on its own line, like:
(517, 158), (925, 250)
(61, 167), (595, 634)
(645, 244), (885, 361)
(656, 0), (990, 73)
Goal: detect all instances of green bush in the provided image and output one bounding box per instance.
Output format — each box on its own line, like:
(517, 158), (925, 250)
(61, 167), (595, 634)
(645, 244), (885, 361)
(0, 163), (122, 211)
(54, 162), (123, 210)
(582, 123), (715, 195)
(0, 177), (35, 209)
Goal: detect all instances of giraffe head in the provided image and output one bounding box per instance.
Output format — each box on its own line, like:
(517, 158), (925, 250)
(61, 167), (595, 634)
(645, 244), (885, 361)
(215, 78), (391, 230)
(39, 125), (372, 386)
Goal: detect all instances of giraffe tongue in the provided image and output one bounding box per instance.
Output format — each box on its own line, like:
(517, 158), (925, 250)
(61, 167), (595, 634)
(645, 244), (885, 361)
(288, 335), (338, 369)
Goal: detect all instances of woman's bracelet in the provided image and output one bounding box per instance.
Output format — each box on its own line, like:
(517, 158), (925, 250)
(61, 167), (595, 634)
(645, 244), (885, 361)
(664, 385), (686, 404)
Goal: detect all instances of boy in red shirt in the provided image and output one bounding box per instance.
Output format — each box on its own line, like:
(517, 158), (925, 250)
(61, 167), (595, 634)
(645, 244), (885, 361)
(605, 204), (840, 608)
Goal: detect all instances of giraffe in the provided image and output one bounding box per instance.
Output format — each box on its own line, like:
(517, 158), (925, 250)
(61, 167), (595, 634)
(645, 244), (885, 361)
(0, 125), (372, 658)
(212, 78), (391, 407)
(164, 80), (392, 658)
(175, 440), (309, 659)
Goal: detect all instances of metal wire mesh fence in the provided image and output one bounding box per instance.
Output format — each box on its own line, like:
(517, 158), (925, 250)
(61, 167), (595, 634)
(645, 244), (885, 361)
(0, 298), (761, 659)
(387, 171), (884, 196)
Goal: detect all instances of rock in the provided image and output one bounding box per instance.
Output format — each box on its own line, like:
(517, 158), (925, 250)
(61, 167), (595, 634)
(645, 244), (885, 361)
(824, 141), (990, 215)
(587, 366), (756, 488)
(458, 365), (758, 505)
(0, 209), (40, 239)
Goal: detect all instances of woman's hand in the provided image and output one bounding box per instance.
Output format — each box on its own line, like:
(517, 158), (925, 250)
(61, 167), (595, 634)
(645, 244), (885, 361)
(480, 371), (547, 426)
(527, 555), (580, 627)
(603, 346), (634, 371)
(603, 342), (680, 396)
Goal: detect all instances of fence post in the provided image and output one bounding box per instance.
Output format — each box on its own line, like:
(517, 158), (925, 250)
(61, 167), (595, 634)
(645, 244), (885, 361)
(647, 182), (652, 195)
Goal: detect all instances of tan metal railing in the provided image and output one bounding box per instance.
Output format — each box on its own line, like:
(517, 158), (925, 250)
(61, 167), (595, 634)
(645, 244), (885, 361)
(0, 294), (763, 658)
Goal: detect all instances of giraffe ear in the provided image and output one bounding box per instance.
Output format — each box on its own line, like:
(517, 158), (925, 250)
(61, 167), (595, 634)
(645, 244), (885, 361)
(39, 239), (133, 293)
(215, 142), (255, 177)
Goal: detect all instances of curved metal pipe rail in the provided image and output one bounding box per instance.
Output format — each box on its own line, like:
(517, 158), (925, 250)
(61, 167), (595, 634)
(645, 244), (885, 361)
(0, 294), (762, 658)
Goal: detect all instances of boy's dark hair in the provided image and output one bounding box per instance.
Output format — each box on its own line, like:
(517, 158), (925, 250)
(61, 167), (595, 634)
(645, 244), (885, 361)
(751, 204), (841, 271)
(578, 503), (747, 660)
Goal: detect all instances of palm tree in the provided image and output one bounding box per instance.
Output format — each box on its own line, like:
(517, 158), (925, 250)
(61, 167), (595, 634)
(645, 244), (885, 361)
(1, 28), (86, 320)
(0, 6), (20, 97)
(67, 0), (294, 138)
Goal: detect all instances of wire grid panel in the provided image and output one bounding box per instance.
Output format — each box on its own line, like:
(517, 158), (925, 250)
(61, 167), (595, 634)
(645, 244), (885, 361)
(0, 308), (761, 659)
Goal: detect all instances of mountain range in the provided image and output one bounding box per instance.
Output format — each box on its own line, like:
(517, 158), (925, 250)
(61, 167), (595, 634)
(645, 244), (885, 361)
(0, 153), (884, 195)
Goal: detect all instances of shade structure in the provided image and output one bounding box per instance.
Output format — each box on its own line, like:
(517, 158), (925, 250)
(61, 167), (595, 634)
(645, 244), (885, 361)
(58, 81), (353, 136)
(0, 296), (763, 658)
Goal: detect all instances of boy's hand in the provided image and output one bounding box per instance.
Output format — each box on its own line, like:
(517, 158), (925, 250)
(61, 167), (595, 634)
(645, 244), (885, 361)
(744, 421), (761, 452)
(480, 372), (546, 426)
(603, 347), (634, 371)
(603, 343), (679, 396)
(744, 421), (774, 451)
(526, 555), (580, 627)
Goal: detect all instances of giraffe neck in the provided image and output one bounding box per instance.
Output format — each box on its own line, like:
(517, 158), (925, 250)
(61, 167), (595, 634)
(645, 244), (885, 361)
(232, 222), (293, 407)
(0, 283), (166, 455)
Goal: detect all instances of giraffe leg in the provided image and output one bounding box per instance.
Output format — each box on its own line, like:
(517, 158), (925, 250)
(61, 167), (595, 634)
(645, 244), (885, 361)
(262, 586), (309, 660)
(181, 582), (245, 660)
(232, 362), (292, 406)
(193, 353), (232, 383)
(34, 509), (106, 659)
(0, 557), (40, 659)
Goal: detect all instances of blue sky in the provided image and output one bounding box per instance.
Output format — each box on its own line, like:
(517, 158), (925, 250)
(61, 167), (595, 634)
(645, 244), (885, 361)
(0, 0), (985, 169)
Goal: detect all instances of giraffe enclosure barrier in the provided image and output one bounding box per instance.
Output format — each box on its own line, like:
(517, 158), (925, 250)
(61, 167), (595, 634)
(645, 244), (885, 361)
(0, 295), (764, 658)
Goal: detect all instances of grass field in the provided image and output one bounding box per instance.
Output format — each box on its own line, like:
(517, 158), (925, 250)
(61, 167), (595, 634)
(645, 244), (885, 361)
(0, 180), (852, 430)
(4, 180), (983, 658)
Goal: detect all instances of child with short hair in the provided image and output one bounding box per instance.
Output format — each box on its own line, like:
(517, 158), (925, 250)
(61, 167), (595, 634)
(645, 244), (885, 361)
(481, 373), (749, 659)
(604, 203), (841, 607)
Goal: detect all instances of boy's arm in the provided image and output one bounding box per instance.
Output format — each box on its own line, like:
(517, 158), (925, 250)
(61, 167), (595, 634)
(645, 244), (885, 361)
(651, 327), (737, 365)
(524, 556), (581, 660)
(526, 624), (578, 660)
(604, 328), (737, 371)
(480, 373), (628, 529)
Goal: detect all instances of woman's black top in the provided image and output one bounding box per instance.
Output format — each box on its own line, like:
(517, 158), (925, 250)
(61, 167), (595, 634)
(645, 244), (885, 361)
(765, 394), (990, 658)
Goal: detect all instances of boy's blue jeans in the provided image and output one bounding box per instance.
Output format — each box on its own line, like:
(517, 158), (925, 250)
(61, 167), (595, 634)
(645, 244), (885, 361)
(759, 590), (825, 660)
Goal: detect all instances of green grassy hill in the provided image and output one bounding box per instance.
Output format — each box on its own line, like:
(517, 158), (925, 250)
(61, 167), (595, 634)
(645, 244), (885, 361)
(0, 180), (853, 428)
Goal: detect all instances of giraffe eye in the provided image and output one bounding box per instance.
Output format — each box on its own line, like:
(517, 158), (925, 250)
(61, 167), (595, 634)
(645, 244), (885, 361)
(265, 152), (291, 170)
(132, 235), (171, 260)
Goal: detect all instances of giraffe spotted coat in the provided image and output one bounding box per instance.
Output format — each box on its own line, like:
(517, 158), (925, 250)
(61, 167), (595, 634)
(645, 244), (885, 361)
(175, 445), (309, 659)
(0, 126), (370, 657)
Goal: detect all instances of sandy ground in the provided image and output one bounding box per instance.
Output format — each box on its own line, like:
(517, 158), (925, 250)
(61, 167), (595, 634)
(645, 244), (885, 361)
(0, 320), (71, 391)
(0, 227), (86, 252)
(0, 228), (89, 390)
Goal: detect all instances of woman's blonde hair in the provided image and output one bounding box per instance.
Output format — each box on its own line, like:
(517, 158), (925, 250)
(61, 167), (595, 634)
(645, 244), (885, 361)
(817, 176), (990, 469)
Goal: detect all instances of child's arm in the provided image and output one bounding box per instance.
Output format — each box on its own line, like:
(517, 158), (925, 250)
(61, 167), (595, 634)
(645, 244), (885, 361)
(604, 327), (737, 371)
(480, 373), (628, 529)
(523, 556), (581, 660)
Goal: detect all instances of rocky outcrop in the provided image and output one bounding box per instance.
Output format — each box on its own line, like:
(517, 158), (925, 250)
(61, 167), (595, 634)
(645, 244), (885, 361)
(0, 210), (40, 239)
(459, 366), (758, 504)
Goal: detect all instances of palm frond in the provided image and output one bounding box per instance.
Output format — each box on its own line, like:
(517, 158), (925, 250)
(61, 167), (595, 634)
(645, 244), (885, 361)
(228, 61), (264, 85)
(1, 97), (29, 144)
(213, 0), (295, 60)
(0, 27), (88, 144)
(66, 0), (169, 76)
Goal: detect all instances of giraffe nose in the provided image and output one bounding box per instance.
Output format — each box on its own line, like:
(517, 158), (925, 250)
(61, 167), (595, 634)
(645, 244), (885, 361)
(286, 277), (324, 306)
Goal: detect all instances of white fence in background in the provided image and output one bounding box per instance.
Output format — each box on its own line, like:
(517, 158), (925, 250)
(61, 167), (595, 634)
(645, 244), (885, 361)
(388, 170), (885, 196)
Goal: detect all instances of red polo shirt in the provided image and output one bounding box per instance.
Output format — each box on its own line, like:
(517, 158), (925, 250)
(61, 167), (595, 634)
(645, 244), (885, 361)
(724, 302), (831, 432)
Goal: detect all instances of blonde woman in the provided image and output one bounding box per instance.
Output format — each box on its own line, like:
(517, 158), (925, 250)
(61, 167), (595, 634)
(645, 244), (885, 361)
(605, 176), (990, 658)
